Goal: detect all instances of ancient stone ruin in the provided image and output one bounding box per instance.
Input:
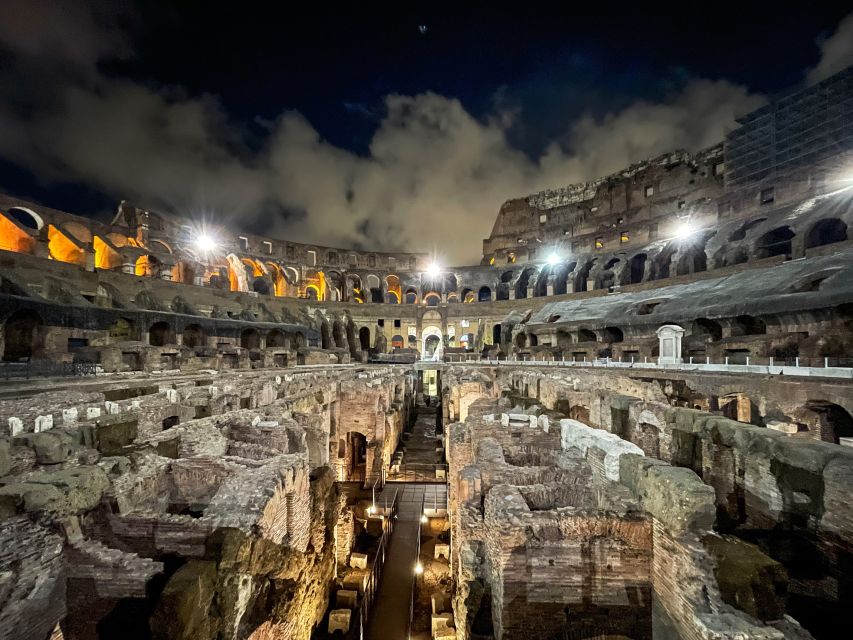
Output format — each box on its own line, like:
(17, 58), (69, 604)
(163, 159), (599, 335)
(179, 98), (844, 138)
(1, 65), (852, 640)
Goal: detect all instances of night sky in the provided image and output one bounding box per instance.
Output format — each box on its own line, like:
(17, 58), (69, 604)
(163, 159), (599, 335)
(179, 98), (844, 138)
(0, 2), (851, 263)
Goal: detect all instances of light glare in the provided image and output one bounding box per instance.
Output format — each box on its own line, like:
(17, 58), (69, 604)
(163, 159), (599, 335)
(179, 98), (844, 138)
(426, 262), (441, 278)
(547, 253), (561, 265)
(414, 562), (424, 575)
(675, 222), (694, 240)
(196, 234), (218, 253)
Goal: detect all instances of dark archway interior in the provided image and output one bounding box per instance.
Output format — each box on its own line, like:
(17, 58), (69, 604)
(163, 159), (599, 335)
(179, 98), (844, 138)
(240, 328), (260, 349)
(182, 324), (205, 349)
(3, 310), (42, 361)
(149, 321), (173, 347)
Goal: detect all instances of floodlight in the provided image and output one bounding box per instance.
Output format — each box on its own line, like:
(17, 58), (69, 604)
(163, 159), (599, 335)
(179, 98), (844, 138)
(547, 253), (561, 265)
(414, 562), (424, 575)
(195, 234), (218, 253)
(426, 263), (441, 278)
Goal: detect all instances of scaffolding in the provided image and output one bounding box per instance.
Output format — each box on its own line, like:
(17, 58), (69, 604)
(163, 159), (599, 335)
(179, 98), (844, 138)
(724, 66), (853, 189)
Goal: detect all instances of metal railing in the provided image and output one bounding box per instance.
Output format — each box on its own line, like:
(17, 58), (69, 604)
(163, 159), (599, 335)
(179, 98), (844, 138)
(386, 462), (448, 483)
(0, 360), (102, 380)
(407, 494), (426, 640)
(357, 487), (399, 638)
(441, 354), (853, 378)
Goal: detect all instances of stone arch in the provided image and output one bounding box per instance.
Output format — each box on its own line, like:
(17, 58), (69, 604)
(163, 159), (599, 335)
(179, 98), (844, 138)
(359, 326), (371, 351)
(805, 218), (847, 249)
(533, 266), (551, 297)
(622, 253), (647, 285)
(135, 255), (160, 277)
(574, 258), (596, 292)
(650, 244), (677, 281)
(515, 267), (537, 299)
(422, 325), (443, 360)
(6, 206), (44, 231)
(692, 318), (723, 341)
(267, 329), (286, 348)
(150, 239), (173, 254)
(755, 226), (794, 259)
(478, 286), (492, 302)
(552, 261), (575, 295)
(578, 328), (597, 342)
(332, 320), (347, 349)
(240, 328), (260, 350)
(149, 321), (174, 347)
(800, 401), (853, 443)
(424, 292), (441, 306)
(182, 323), (206, 349)
(404, 287), (418, 304)
(2, 309), (43, 361)
(60, 221), (93, 244)
(461, 287), (475, 303)
(602, 326), (624, 343)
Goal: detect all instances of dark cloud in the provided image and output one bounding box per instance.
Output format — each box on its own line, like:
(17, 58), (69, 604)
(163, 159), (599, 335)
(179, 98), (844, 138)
(806, 11), (853, 84)
(2, 6), (848, 264)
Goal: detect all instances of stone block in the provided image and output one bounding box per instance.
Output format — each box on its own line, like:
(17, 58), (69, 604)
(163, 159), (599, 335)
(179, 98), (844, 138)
(766, 420), (798, 435)
(8, 417), (23, 437)
(34, 414), (54, 432)
(62, 408), (78, 425)
(335, 589), (358, 608)
(432, 592), (449, 614)
(86, 407), (101, 420)
(342, 571), (367, 593)
(150, 560), (218, 640)
(434, 543), (450, 560)
(431, 612), (454, 636)
(703, 534), (788, 622)
(30, 431), (73, 464)
(328, 609), (351, 634)
(349, 552), (368, 569)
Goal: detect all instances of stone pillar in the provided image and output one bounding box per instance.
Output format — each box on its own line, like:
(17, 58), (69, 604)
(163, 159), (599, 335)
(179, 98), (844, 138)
(546, 284), (554, 296)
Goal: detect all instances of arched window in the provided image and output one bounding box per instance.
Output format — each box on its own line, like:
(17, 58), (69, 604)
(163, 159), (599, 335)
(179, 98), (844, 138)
(424, 292), (441, 307)
(359, 327), (371, 350)
(478, 286), (492, 302)
(149, 321), (174, 347)
(405, 288), (418, 304)
(755, 227), (794, 259)
(805, 219), (847, 249)
(577, 328), (596, 342)
(267, 329), (286, 348)
(602, 327), (623, 343)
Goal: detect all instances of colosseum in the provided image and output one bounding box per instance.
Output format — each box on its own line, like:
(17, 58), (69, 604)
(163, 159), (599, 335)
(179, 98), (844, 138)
(0, 37), (852, 640)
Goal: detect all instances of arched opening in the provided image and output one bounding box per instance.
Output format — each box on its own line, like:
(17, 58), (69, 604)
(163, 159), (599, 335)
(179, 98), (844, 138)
(171, 261), (196, 285)
(304, 285), (320, 301)
(148, 321), (174, 347)
(267, 329), (286, 348)
(461, 288), (475, 303)
(802, 401), (853, 443)
(732, 315), (766, 336)
(252, 277), (271, 295)
(514, 333), (527, 349)
(623, 253), (647, 285)
(755, 226), (794, 259)
(359, 327), (371, 351)
(574, 259), (596, 292)
(6, 207), (44, 230)
(596, 258), (621, 290)
(332, 321), (347, 349)
(713, 245), (749, 269)
(552, 261), (575, 295)
(805, 218), (847, 249)
(602, 327), (624, 343)
(182, 324), (206, 349)
(2, 310), (42, 361)
(729, 218), (766, 241)
(578, 328), (596, 342)
(534, 266), (551, 297)
(675, 245), (707, 276)
(320, 321), (332, 349)
(240, 328), (260, 350)
(391, 334), (404, 349)
(422, 326), (443, 360)
(692, 318), (722, 341)
(347, 431), (368, 481)
(405, 287), (418, 304)
(492, 324), (502, 346)
(365, 274), (382, 303)
(650, 244), (676, 281)
(109, 317), (135, 342)
(135, 255), (160, 277)
(385, 275), (401, 304)
(424, 292), (441, 307)
(444, 274), (458, 293)
(515, 268), (536, 299)
(496, 270), (513, 300)
(529, 333), (538, 346)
